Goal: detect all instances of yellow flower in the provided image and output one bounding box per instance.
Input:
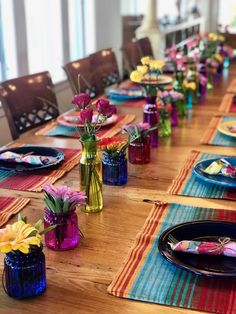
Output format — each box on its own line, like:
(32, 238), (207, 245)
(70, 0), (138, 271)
(148, 60), (165, 71)
(0, 220), (41, 254)
(183, 80), (196, 90)
(140, 56), (151, 65)
(218, 35), (225, 42)
(137, 65), (148, 74)
(130, 70), (144, 83)
(214, 53), (223, 63)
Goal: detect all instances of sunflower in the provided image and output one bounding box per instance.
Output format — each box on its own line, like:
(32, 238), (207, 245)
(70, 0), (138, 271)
(0, 220), (41, 254)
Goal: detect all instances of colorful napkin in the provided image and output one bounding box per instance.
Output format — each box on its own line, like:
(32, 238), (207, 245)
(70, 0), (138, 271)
(168, 150), (236, 200)
(0, 197), (30, 227)
(201, 116), (236, 147)
(0, 151), (58, 165)
(35, 114), (135, 138)
(227, 78), (236, 93)
(169, 237), (236, 257)
(0, 146), (80, 192)
(108, 202), (236, 314)
(219, 94), (236, 113)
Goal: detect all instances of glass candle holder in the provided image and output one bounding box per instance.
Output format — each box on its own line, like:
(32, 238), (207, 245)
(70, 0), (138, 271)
(44, 208), (79, 251)
(128, 137), (150, 164)
(4, 245), (46, 299)
(102, 154), (127, 186)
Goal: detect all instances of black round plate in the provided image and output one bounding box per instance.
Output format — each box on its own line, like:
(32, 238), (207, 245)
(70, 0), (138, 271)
(0, 146), (64, 172)
(158, 220), (236, 278)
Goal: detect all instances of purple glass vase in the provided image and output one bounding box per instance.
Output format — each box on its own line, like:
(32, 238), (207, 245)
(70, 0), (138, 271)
(44, 208), (79, 251)
(128, 137), (150, 164)
(171, 103), (178, 127)
(143, 96), (159, 148)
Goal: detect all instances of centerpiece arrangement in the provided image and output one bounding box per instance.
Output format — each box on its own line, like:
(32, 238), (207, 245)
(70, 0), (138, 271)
(123, 122), (156, 164)
(0, 214), (55, 299)
(43, 184), (86, 250)
(130, 56), (169, 148)
(99, 136), (128, 185)
(72, 93), (116, 213)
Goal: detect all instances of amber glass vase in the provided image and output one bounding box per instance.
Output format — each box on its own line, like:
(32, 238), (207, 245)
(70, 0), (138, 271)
(80, 139), (103, 213)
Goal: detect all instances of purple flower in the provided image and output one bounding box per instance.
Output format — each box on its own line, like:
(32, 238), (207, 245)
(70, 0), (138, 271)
(72, 93), (91, 109)
(96, 99), (116, 117)
(80, 108), (93, 123)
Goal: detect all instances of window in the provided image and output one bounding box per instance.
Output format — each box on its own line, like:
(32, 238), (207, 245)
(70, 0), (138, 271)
(218, 0), (236, 33)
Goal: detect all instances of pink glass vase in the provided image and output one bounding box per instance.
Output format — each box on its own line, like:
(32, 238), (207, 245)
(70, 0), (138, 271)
(128, 137), (151, 164)
(44, 208), (79, 251)
(171, 103), (178, 127)
(143, 95), (159, 148)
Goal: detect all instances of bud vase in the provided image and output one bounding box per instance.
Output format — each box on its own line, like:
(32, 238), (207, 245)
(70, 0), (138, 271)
(102, 153), (127, 185)
(171, 102), (178, 127)
(159, 112), (171, 137)
(44, 208), (79, 250)
(186, 90), (193, 110)
(143, 97), (159, 148)
(80, 139), (103, 213)
(128, 137), (150, 164)
(4, 245), (46, 299)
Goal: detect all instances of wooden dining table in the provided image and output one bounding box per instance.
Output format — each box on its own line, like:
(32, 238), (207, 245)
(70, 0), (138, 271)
(0, 64), (236, 314)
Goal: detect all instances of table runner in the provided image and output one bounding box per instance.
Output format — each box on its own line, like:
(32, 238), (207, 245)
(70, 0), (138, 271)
(200, 116), (236, 146)
(0, 147), (80, 192)
(168, 150), (236, 200)
(0, 197), (30, 227)
(108, 202), (236, 314)
(226, 78), (236, 93)
(36, 114), (135, 138)
(218, 94), (236, 113)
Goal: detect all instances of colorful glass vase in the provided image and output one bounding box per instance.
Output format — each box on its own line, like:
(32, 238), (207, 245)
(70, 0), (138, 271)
(143, 95), (159, 148)
(102, 153), (128, 185)
(174, 71), (185, 117)
(44, 208), (79, 250)
(80, 139), (103, 213)
(128, 137), (151, 164)
(158, 112), (171, 137)
(171, 102), (178, 127)
(4, 246), (46, 299)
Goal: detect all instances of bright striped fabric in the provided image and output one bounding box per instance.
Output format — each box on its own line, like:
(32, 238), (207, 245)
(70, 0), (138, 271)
(108, 202), (236, 314)
(227, 78), (236, 93)
(36, 114), (135, 138)
(0, 147), (80, 192)
(168, 150), (236, 200)
(0, 197), (30, 227)
(218, 94), (236, 113)
(201, 116), (236, 146)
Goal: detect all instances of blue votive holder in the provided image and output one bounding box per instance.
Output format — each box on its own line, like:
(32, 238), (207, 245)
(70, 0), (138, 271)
(102, 154), (128, 185)
(4, 245), (46, 299)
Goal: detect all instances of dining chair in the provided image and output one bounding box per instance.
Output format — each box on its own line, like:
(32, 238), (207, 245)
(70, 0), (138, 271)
(63, 57), (99, 98)
(121, 41), (142, 74)
(136, 37), (154, 57)
(89, 48), (120, 93)
(0, 71), (59, 140)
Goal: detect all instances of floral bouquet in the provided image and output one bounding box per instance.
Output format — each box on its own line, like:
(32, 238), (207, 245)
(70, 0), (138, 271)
(71, 93), (117, 141)
(0, 214), (54, 299)
(99, 136), (129, 185)
(43, 184), (86, 250)
(123, 123), (155, 164)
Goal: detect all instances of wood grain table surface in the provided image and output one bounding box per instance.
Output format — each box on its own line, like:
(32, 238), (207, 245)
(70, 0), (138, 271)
(0, 65), (236, 314)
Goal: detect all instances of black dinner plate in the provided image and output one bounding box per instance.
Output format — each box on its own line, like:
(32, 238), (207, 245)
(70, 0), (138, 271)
(0, 146), (64, 172)
(158, 220), (236, 277)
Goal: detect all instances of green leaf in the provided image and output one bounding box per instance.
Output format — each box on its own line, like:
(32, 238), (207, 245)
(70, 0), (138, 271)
(62, 200), (69, 213)
(39, 224), (57, 235)
(34, 219), (43, 230)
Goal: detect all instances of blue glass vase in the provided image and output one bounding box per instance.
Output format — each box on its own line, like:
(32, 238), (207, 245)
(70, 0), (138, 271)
(102, 154), (127, 186)
(4, 246), (46, 299)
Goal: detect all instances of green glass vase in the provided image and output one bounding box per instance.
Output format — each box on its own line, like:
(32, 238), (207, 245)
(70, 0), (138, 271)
(159, 111), (171, 137)
(80, 139), (103, 213)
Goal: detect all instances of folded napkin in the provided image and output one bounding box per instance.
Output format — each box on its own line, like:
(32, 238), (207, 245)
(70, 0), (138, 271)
(0, 151), (57, 165)
(169, 237), (236, 257)
(204, 159), (236, 179)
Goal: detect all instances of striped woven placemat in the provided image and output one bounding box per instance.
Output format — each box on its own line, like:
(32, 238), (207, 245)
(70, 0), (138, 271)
(227, 78), (236, 93)
(201, 115), (236, 147)
(0, 197), (30, 226)
(218, 94), (236, 113)
(168, 150), (236, 200)
(108, 202), (236, 314)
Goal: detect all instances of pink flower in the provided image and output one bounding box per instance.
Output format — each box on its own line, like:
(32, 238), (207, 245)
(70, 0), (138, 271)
(72, 93), (91, 109)
(80, 108), (93, 123)
(96, 99), (117, 117)
(138, 122), (150, 130)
